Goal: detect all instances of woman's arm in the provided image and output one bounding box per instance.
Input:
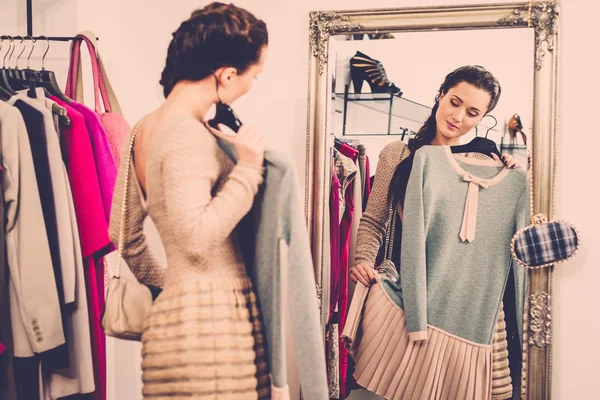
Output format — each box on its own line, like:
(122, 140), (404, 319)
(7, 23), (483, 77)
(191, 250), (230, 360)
(354, 140), (408, 267)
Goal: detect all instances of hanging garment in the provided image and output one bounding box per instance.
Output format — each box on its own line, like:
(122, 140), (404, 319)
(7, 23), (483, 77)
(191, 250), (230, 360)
(50, 96), (110, 257)
(227, 142), (329, 399)
(362, 155), (371, 212)
(51, 97), (110, 400)
(6, 99), (69, 370)
(329, 160), (342, 321)
(327, 159), (342, 398)
(109, 116), (270, 399)
(347, 161), (363, 302)
(0, 100), (64, 355)
(15, 91), (78, 306)
(343, 146), (529, 399)
(336, 143), (359, 397)
(0, 104), (17, 400)
(8, 98), (67, 315)
(16, 91), (95, 397)
(41, 175), (95, 398)
(69, 101), (118, 223)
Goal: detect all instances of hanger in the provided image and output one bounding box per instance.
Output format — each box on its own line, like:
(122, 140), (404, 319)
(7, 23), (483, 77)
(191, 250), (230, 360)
(451, 115), (503, 160)
(6, 36), (25, 86)
(31, 36), (70, 103)
(0, 37), (16, 95)
(8, 36), (30, 91)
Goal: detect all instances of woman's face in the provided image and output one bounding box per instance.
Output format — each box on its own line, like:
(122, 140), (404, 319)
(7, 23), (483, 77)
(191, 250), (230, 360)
(434, 81), (492, 144)
(220, 45), (268, 104)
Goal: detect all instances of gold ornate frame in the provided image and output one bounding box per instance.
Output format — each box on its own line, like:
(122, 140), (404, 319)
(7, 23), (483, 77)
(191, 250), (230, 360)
(304, 2), (560, 399)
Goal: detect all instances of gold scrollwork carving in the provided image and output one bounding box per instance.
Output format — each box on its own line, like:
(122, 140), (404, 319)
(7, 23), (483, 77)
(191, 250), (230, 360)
(529, 292), (552, 348)
(497, 2), (560, 70)
(309, 12), (363, 75)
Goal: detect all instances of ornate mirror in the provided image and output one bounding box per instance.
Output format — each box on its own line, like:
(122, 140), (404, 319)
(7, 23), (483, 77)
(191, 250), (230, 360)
(305, 2), (559, 399)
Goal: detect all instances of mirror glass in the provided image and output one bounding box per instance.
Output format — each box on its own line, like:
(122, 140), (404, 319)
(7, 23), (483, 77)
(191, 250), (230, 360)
(325, 28), (534, 400)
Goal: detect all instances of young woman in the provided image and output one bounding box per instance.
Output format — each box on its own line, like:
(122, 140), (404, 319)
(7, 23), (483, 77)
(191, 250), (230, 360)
(348, 65), (523, 399)
(109, 3), (270, 398)
(350, 65), (519, 286)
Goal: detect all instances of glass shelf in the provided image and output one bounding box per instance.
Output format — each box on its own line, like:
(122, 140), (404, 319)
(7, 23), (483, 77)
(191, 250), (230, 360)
(333, 92), (499, 133)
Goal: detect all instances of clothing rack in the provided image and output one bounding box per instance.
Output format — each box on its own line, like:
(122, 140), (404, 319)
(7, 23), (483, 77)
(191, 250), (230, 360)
(19, 0), (98, 41)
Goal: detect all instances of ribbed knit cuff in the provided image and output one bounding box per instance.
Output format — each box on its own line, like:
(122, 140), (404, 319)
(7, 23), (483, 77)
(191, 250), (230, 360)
(409, 331), (428, 342)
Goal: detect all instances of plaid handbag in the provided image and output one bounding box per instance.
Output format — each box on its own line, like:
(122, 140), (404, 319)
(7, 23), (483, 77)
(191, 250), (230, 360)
(511, 213), (581, 269)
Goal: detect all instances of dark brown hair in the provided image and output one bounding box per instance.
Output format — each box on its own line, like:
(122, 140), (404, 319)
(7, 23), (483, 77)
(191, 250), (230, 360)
(388, 65), (501, 207)
(159, 2), (268, 97)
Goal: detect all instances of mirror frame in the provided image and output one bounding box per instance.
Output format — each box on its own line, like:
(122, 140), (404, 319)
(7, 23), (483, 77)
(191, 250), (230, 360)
(304, 2), (560, 399)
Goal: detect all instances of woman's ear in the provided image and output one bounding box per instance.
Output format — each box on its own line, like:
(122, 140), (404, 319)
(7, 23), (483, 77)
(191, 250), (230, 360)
(214, 66), (238, 87)
(222, 67), (238, 83)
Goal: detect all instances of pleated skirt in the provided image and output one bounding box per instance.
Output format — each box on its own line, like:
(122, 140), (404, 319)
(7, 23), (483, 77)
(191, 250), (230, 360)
(140, 276), (270, 399)
(342, 280), (493, 400)
(492, 303), (513, 400)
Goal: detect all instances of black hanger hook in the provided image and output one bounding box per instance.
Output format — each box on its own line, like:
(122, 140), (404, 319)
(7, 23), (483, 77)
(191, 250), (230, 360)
(15, 36), (26, 69)
(483, 115), (498, 138)
(39, 36), (50, 70)
(4, 37), (15, 68)
(25, 36), (36, 69)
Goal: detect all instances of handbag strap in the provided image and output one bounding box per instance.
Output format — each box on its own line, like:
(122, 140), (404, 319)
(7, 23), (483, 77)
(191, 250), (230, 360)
(114, 120), (143, 278)
(65, 31), (124, 115)
(383, 144), (407, 261)
(66, 34), (102, 110)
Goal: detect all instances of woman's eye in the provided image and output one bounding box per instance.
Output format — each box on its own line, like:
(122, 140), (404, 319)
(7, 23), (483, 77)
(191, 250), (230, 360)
(468, 112), (479, 118)
(451, 101), (459, 107)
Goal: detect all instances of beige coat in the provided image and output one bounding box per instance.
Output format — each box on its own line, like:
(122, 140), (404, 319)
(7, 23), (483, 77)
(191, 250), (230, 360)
(0, 101), (65, 357)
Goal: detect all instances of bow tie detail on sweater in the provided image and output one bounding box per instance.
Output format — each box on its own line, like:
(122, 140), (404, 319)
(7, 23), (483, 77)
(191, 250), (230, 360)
(460, 173), (490, 242)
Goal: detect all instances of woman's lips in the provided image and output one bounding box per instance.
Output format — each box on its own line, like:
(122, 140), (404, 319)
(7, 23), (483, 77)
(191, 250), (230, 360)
(447, 121), (459, 131)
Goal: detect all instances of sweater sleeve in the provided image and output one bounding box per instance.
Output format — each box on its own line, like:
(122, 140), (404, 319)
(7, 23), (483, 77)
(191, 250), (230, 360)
(354, 141), (407, 267)
(109, 132), (166, 288)
(160, 123), (264, 259)
(282, 168), (329, 399)
(512, 181), (530, 345)
(400, 148), (428, 341)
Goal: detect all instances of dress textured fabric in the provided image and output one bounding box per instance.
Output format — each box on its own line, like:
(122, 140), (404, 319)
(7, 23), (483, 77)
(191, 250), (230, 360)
(109, 116), (270, 399)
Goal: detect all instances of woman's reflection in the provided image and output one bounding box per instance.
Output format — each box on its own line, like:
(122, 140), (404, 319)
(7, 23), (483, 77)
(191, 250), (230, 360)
(345, 65), (525, 400)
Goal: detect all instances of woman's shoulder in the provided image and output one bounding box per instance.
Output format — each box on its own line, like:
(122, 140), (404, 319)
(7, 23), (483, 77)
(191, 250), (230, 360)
(146, 115), (214, 153)
(379, 140), (410, 165)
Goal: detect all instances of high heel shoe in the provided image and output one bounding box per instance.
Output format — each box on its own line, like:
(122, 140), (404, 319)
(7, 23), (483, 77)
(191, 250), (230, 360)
(508, 113), (527, 145)
(350, 51), (403, 97)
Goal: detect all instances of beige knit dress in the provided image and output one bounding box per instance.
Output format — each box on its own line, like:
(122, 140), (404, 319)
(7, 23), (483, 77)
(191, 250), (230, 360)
(352, 140), (512, 399)
(109, 116), (270, 399)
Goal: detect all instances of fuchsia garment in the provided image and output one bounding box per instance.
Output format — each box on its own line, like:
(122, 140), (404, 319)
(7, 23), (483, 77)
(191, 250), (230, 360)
(51, 97), (109, 400)
(329, 169), (341, 320)
(337, 143), (359, 397)
(69, 102), (118, 223)
(50, 97), (110, 257)
(85, 258), (106, 400)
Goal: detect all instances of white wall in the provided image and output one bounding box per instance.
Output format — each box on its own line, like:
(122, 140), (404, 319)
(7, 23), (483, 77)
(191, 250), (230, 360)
(7, 0), (598, 399)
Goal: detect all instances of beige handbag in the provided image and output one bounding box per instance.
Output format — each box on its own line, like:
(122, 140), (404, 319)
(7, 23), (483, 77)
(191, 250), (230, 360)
(102, 121), (153, 341)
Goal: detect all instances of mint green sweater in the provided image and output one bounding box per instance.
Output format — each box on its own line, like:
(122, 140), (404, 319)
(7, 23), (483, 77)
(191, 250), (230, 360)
(383, 145), (529, 345)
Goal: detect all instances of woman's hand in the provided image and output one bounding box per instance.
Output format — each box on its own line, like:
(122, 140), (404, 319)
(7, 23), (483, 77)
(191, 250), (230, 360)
(350, 264), (378, 287)
(208, 123), (265, 166)
(492, 152), (520, 169)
